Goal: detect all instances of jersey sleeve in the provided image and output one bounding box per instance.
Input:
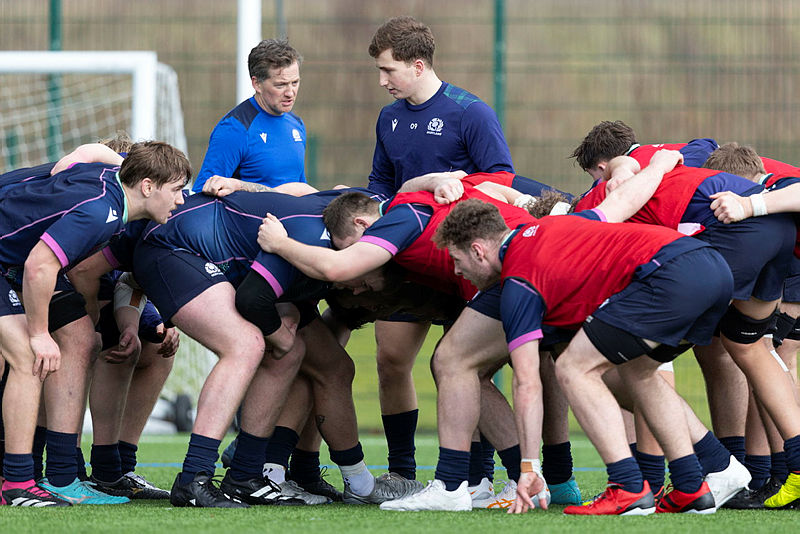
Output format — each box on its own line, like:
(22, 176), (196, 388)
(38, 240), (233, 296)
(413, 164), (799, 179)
(367, 113), (398, 198)
(460, 101), (514, 173)
(501, 277), (546, 352)
(40, 202), (120, 268)
(680, 138), (719, 168)
(359, 204), (431, 254)
(570, 209), (605, 222)
(250, 250), (300, 299)
(193, 117), (248, 193)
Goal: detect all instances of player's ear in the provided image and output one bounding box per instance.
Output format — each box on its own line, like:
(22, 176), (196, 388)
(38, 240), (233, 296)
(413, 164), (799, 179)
(353, 215), (371, 230)
(413, 58), (426, 76)
(251, 76), (261, 92)
(470, 241), (484, 261)
(140, 177), (154, 197)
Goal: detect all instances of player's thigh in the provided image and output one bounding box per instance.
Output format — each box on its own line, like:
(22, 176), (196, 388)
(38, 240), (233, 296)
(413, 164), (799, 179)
(433, 307), (507, 373)
(172, 282), (264, 357)
(375, 318), (431, 367)
(299, 317), (354, 381)
(556, 328), (615, 380)
(0, 313), (35, 369)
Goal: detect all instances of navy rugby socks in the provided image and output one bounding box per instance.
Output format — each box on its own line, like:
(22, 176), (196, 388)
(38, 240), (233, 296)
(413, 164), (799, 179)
(543, 441), (574, 485)
(179, 433), (220, 484)
(434, 447), (470, 491)
(382, 409), (417, 480)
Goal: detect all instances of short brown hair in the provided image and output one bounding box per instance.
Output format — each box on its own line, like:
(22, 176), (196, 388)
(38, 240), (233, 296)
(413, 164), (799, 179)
(525, 190), (578, 218)
(248, 39), (302, 81)
(368, 16), (435, 66)
(433, 199), (510, 251)
(99, 131), (134, 153)
(118, 141), (192, 188)
(571, 120), (637, 171)
(322, 192), (380, 242)
(702, 142), (765, 180)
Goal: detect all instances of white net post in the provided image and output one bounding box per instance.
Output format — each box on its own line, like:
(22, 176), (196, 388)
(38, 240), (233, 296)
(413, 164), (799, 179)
(0, 50), (188, 171)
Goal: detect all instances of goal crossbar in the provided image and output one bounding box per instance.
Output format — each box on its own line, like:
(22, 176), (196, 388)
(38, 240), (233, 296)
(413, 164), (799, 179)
(0, 50), (158, 140)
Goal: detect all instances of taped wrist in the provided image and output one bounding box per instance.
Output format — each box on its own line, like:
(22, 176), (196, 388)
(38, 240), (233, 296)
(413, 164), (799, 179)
(235, 271), (281, 336)
(113, 272), (147, 315)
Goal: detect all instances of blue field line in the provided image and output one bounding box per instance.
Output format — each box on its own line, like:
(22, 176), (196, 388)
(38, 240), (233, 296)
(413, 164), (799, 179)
(133, 462), (603, 472)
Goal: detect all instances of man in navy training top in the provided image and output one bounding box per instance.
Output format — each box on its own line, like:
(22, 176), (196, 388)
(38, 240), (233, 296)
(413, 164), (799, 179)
(193, 38), (307, 193)
(0, 142), (189, 507)
(364, 15), (557, 503)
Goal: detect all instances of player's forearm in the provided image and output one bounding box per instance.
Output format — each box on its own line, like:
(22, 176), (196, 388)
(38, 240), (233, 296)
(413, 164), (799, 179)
(510, 345), (544, 459)
(512, 374), (544, 460)
(272, 239), (355, 282)
(22, 263), (59, 336)
(763, 182), (800, 214)
(398, 171), (467, 193)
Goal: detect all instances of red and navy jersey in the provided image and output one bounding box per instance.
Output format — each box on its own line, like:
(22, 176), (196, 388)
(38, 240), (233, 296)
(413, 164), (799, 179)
(575, 166), (761, 232)
(627, 138), (718, 169)
(0, 162), (128, 275)
(360, 185), (534, 300)
(499, 215), (703, 351)
(761, 157), (799, 177)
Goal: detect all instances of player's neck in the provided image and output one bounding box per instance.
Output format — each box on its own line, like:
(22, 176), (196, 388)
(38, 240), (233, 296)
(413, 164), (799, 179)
(120, 184), (145, 221)
(406, 74), (442, 106)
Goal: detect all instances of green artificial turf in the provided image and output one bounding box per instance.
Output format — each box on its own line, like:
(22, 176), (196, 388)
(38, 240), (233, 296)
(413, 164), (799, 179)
(1, 433), (794, 534)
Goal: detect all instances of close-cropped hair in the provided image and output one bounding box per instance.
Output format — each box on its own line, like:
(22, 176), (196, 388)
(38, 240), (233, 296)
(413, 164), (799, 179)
(702, 142), (765, 179)
(368, 16), (435, 66)
(571, 120), (637, 170)
(433, 199), (509, 251)
(99, 131), (134, 154)
(118, 141), (192, 188)
(322, 191), (380, 241)
(248, 38), (303, 81)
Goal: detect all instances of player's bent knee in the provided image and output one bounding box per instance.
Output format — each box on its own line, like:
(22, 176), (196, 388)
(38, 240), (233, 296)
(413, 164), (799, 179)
(719, 305), (774, 344)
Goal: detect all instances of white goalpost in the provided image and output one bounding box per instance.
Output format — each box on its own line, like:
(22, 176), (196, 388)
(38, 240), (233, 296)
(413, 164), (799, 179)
(0, 50), (188, 172)
(0, 50), (208, 431)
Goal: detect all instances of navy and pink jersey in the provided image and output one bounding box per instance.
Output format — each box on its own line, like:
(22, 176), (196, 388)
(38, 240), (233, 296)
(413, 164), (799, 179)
(627, 138), (718, 169)
(359, 185), (535, 300)
(0, 162), (56, 192)
(0, 162), (127, 274)
(575, 165), (762, 233)
(498, 215), (704, 352)
(139, 188), (371, 299)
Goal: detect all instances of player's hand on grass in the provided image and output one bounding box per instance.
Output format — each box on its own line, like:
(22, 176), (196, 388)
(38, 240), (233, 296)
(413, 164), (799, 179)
(710, 191), (750, 223)
(156, 324), (180, 358)
(258, 213), (288, 252)
(30, 332), (61, 381)
(107, 326), (142, 363)
(508, 471), (548, 514)
(202, 175), (239, 197)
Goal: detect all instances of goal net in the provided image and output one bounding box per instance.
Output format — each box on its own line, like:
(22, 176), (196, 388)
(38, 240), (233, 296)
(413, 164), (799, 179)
(0, 51), (188, 171)
(0, 51), (213, 424)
